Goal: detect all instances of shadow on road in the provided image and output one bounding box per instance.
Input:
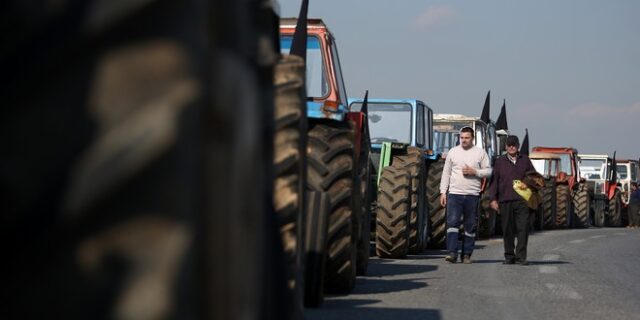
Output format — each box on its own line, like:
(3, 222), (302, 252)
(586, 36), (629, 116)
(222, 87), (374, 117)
(305, 304), (442, 320)
(366, 259), (438, 277)
(348, 277), (429, 295)
(471, 259), (571, 265)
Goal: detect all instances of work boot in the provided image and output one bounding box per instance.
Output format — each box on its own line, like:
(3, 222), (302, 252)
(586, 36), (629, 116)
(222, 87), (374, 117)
(462, 255), (472, 264)
(444, 254), (457, 263)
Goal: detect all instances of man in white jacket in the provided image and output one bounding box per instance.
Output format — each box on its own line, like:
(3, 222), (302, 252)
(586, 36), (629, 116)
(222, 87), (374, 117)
(439, 126), (492, 263)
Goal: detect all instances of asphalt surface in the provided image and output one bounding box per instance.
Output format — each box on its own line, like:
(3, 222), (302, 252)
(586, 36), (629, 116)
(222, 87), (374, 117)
(306, 227), (640, 320)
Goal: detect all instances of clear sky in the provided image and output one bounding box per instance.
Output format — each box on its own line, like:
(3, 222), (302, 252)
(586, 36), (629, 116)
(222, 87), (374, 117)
(277, 0), (640, 160)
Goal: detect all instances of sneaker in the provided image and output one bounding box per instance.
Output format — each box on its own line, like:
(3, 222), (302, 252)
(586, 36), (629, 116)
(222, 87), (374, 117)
(445, 254), (457, 263)
(462, 255), (472, 264)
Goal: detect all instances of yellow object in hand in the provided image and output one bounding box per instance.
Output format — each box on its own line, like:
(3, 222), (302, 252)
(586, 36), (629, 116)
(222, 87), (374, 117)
(513, 180), (532, 201)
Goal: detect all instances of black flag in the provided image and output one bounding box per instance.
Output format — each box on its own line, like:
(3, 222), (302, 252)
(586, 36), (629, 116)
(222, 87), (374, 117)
(362, 90), (370, 144)
(290, 0), (309, 61)
(520, 128), (529, 156)
(496, 99), (508, 131)
(480, 90), (490, 123)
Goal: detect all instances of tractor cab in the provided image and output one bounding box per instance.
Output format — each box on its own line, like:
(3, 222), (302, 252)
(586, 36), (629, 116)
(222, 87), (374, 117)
(530, 152), (561, 179)
(616, 159), (639, 205)
(579, 154), (616, 201)
(433, 114), (498, 161)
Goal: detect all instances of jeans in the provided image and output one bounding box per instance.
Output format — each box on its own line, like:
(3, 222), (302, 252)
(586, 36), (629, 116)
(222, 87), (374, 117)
(500, 199), (530, 262)
(446, 194), (479, 257)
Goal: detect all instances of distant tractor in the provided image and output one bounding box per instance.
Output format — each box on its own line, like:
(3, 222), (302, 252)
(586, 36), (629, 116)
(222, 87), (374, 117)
(531, 147), (590, 228)
(349, 98), (435, 258)
(529, 152), (563, 230)
(578, 154), (624, 227)
(616, 159), (639, 224)
(280, 18), (369, 293)
(428, 112), (499, 247)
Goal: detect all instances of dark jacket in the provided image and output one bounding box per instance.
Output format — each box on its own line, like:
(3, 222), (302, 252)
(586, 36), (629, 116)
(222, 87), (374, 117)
(631, 188), (640, 204)
(488, 153), (536, 203)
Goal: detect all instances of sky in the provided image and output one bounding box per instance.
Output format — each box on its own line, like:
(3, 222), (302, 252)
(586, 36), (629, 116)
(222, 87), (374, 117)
(277, 0), (640, 160)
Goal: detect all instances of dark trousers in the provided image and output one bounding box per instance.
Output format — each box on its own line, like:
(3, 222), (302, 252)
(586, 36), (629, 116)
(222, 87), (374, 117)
(501, 199), (530, 262)
(446, 194), (479, 257)
(629, 201), (640, 226)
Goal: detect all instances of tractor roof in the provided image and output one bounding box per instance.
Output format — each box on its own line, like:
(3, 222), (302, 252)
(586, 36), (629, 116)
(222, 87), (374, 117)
(280, 18), (327, 30)
(529, 152), (561, 160)
(578, 154), (610, 160)
(531, 146), (578, 154)
(617, 159), (638, 164)
(348, 98), (424, 106)
(434, 113), (479, 122)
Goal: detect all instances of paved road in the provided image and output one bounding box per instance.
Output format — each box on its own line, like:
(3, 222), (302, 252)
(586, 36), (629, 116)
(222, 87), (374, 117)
(306, 228), (640, 320)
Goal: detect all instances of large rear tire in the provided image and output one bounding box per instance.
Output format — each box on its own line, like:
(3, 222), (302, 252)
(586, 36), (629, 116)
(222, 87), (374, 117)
(593, 199), (606, 227)
(304, 191), (330, 308)
(607, 191), (623, 227)
(273, 55), (307, 310)
(556, 184), (572, 228)
(307, 121), (356, 294)
(542, 179), (557, 229)
(375, 166), (411, 258)
(572, 185), (591, 228)
(426, 158), (446, 249)
(478, 193), (497, 238)
(393, 147), (427, 254)
(355, 133), (372, 275)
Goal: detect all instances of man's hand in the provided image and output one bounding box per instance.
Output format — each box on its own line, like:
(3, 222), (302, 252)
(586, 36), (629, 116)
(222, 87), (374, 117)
(440, 194), (447, 207)
(462, 165), (477, 176)
(490, 200), (499, 212)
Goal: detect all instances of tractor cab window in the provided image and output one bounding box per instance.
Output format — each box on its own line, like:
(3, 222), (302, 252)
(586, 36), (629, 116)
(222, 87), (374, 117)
(416, 104), (425, 147)
(329, 37), (348, 107)
(631, 163), (638, 181)
(423, 104), (433, 150)
(475, 124), (485, 150)
(433, 121), (472, 156)
(280, 36), (328, 98)
(358, 103), (412, 144)
(617, 165), (628, 180)
(558, 154), (572, 175)
(486, 123), (498, 158)
(531, 159), (549, 177)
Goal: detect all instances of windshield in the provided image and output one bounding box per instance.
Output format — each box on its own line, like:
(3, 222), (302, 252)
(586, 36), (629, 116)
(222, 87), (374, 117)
(531, 159), (549, 176)
(433, 121), (474, 155)
(558, 153), (572, 175)
(580, 159), (606, 180)
(280, 36), (328, 98)
(352, 102), (412, 144)
(617, 164), (628, 180)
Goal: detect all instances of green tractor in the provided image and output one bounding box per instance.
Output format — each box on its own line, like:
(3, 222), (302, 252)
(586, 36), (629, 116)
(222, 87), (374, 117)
(349, 98), (435, 258)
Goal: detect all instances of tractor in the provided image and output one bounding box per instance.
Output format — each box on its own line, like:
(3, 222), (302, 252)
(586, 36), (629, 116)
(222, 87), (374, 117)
(616, 159), (639, 225)
(531, 147), (590, 228)
(280, 17), (370, 294)
(529, 152), (563, 230)
(578, 154), (624, 227)
(349, 99), (435, 258)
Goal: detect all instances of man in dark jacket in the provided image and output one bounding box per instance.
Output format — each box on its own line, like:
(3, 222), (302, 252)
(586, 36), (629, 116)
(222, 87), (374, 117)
(488, 136), (536, 265)
(628, 182), (640, 229)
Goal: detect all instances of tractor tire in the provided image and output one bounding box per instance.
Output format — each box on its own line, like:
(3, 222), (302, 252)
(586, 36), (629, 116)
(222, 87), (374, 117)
(593, 199), (606, 227)
(542, 180), (557, 229)
(426, 158), (446, 249)
(556, 184), (573, 229)
(355, 134), (372, 275)
(304, 191), (330, 308)
(572, 185), (591, 228)
(375, 166), (411, 258)
(478, 193), (497, 239)
(393, 147), (427, 254)
(273, 55), (307, 307)
(307, 121), (356, 294)
(607, 191), (623, 227)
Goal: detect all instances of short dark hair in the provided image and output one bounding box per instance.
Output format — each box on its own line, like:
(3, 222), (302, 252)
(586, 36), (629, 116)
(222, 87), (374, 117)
(459, 126), (474, 137)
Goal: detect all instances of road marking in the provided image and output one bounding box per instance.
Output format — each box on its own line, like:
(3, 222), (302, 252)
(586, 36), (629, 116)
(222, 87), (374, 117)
(589, 235), (605, 239)
(539, 266), (559, 274)
(545, 283), (583, 300)
(543, 254), (560, 261)
(552, 246), (563, 251)
(614, 232), (627, 236)
(569, 239), (586, 244)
